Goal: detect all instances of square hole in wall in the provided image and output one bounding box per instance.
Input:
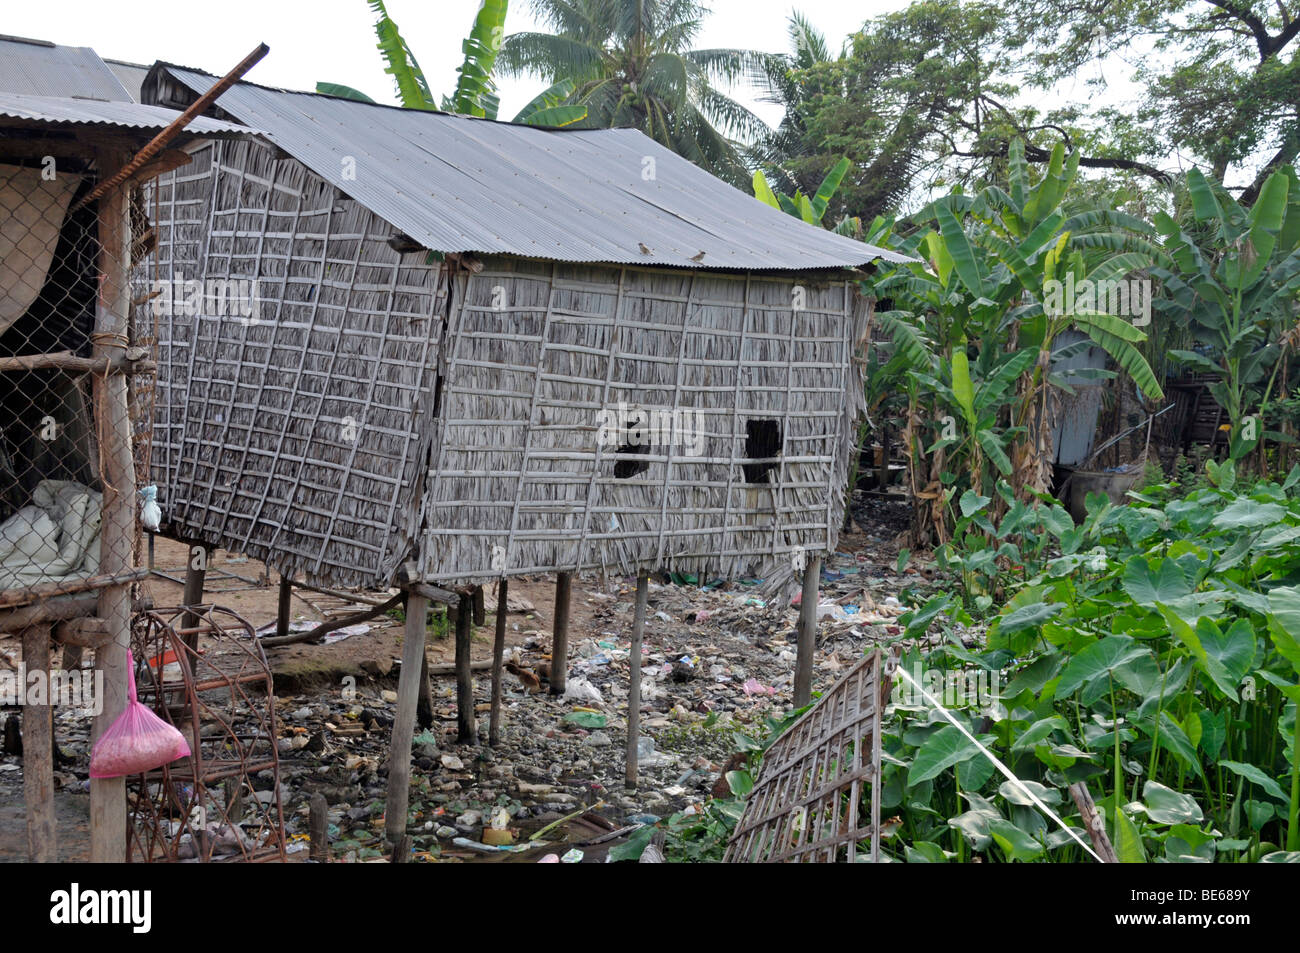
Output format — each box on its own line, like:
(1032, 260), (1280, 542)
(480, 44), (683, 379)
(613, 418), (651, 479)
(742, 418), (781, 484)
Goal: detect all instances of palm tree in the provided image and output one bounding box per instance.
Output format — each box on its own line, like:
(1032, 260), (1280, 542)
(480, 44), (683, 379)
(497, 0), (772, 185)
(745, 11), (837, 190)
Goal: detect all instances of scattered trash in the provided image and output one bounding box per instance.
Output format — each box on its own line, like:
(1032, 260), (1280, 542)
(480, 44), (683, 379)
(563, 711), (607, 729)
(560, 848), (584, 863)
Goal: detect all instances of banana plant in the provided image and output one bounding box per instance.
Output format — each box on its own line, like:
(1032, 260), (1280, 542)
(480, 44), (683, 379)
(866, 139), (1164, 541)
(1153, 166), (1300, 462)
(318, 1), (586, 127)
(753, 157), (852, 226)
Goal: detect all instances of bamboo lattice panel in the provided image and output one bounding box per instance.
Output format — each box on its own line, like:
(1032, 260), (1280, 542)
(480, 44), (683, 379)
(150, 140), (444, 588)
(420, 256), (869, 585)
(725, 648), (894, 863)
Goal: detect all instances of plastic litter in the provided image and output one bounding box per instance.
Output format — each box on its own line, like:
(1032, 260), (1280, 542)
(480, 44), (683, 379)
(89, 650), (190, 778)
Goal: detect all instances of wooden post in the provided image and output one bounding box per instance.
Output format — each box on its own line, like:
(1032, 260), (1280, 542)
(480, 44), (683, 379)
(1069, 781), (1119, 863)
(416, 644), (434, 730)
(489, 578), (508, 747)
(180, 539), (209, 663)
(549, 571), (572, 695)
(625, 574), (648, 789)
(309, 793), (329, 863)
(794, 555), (821, 708)
(384, 589), (428, 854)
(89, 149), (135, 864)
(276, 575), (293, 640)
(23, 626), (55, 862)
(455, 587), (476, 743)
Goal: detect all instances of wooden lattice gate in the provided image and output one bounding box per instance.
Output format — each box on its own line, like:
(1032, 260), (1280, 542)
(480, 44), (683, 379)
(725, 647), (897, 863)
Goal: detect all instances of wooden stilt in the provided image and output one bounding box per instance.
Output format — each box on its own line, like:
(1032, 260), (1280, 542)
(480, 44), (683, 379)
(180, 540), (209, 654)
(23, 625), (55, 862)
(416, 645), (434, 730)
(625, 573), (648, 789)
(89, 147), (135, 865)
(794, 555), (821, 708)
(276, 575), (293, 640)
(384, 589), (428, 855)
(549, 571), (572, 695)
(309, 793), (329, 863)
(456, 587), (477, 743)
(489, 578), (508, 746)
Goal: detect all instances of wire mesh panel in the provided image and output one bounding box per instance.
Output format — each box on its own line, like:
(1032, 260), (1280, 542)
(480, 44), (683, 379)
(0, 159), (104, 598)
(725, 647), (896, 863)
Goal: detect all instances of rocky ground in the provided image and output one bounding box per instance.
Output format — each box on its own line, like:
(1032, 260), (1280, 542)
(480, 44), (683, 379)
(1, 494), (944, 863)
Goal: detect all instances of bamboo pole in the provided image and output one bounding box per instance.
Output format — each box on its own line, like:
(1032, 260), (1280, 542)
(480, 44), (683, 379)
(384, 589), (428, 856)
(549, 572), (572, 695)
(794, 555), (821, 708)
(89, 147), (135, 864)
(23, 626), (55, 862)
(489, 578), (508, 747)
(625, 573), (648, 789)
(456, 587), (477, 743)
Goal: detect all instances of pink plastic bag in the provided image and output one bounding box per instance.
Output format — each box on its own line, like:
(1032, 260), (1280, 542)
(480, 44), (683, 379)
(89, 649), (190, 778)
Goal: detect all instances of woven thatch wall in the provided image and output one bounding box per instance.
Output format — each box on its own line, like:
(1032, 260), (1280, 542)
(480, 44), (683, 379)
(151, 140), (868, 591)
(150, 139), (445, 588)
(419, 257), (867, 588)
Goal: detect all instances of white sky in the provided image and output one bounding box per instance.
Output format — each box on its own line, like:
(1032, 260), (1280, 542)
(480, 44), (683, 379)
(4, 0), (906, 123)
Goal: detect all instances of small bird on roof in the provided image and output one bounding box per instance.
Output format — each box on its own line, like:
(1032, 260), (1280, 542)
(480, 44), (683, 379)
(689, 250), (706, 262)
(638, 242), (652, 254)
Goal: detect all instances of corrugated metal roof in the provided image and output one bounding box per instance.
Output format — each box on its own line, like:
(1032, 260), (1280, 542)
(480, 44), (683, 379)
(0, 35), (132, 101)
(104, 59), (151, 103)
(159, 66), (913, 271)
(0, 91), (257, 136)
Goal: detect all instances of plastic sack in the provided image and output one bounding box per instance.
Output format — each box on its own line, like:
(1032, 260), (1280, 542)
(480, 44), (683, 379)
(89, 649), (190, 778)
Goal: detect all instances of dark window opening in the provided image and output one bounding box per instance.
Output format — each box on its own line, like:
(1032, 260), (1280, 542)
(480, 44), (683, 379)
(742, 419), (782, 484)
(613, 418), (651, 479)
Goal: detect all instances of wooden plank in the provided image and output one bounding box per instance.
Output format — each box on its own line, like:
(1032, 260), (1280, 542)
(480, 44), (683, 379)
(384, 590), (429, 854)
(23, 626), (55, 862)
(89, 150), (134, 865)
(625, 574), (648, 789)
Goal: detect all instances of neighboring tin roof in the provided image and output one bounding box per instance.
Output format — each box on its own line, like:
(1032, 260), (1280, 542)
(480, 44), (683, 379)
(0, 90), (257, 136)
(153, 65), (913, 271)
(0, 35), (133, 101)
(104, 59), (151, 102)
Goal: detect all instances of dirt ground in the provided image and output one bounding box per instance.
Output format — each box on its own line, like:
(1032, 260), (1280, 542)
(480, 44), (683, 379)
(0, 507), (912, 863)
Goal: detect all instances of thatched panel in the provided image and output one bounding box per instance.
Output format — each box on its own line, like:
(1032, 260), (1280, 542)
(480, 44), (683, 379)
(151, 140), (444, 588)
(420, 256), (867, 587)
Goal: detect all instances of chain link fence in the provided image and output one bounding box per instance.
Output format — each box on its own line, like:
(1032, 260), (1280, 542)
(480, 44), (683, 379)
(0, 158), (153, 599)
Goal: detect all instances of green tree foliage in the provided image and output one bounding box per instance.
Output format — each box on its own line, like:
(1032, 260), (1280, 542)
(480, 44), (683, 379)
(496, 0), (771, 185)
(1005, 0), (1300, 201)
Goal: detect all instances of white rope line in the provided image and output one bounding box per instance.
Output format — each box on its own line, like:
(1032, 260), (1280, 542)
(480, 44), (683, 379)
(892, 665), (1105, 863)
